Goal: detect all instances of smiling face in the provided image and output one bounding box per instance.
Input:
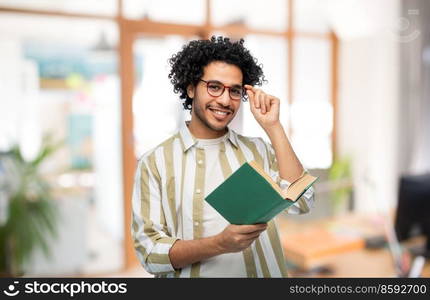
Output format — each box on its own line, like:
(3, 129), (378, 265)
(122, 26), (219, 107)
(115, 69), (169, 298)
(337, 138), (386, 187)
(187, 61), (243, 139)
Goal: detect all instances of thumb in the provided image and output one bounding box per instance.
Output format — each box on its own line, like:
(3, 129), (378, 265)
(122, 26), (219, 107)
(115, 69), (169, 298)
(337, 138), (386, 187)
(271, 97), (280, 109)
(246, 88), (255, 102)
(246, 89), (254, 98)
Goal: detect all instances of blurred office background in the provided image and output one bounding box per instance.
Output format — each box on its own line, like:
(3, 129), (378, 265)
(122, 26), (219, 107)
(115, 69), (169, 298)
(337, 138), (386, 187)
(0, 0), (429, 278)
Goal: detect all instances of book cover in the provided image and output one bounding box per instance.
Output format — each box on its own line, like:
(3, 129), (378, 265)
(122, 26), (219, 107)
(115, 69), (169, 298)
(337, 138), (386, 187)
(205, 161), (318, 225)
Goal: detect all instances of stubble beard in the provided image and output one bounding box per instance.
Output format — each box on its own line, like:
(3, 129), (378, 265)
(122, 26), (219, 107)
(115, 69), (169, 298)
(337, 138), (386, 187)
(195, 105), (226, 132)
(193, 101), (234, 133)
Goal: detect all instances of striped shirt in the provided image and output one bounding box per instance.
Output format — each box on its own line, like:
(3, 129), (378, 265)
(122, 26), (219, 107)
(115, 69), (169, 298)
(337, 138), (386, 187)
(131, 121), (315, 277)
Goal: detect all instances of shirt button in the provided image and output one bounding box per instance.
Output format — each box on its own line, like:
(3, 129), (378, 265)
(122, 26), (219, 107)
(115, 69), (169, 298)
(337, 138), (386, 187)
(194, 221), (199, 226)
(198, 160), (203, 165)
(196, 189), (201, 194)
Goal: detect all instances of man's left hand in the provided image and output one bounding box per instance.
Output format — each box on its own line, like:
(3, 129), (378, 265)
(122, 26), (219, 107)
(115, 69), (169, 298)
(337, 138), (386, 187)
(245, 85), (281, 130)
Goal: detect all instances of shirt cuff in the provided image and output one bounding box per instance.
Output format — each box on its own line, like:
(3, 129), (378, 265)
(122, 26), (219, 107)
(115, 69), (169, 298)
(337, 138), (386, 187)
(286, 187), (315, 214)
(278, 177), (291, 190)
(277, 172), (315, 215)
(146, 236), (180, 275)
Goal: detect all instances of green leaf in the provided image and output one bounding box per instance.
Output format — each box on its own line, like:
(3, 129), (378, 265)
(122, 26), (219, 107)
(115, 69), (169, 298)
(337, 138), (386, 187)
(0, 133), (61, 275)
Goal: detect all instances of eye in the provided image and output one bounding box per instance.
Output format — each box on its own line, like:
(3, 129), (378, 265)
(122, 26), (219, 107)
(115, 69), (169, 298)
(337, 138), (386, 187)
(208, 83), (222, 91)
(230, 88), (242, 96)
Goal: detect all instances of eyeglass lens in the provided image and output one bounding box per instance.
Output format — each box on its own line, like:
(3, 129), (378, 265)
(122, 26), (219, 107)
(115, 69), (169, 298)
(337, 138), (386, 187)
(206, 81), (244, 100)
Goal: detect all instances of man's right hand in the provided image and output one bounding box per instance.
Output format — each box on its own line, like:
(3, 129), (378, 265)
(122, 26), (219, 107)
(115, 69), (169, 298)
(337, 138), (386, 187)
(169, 223), (268, 269)
(215, 223), (268, 253)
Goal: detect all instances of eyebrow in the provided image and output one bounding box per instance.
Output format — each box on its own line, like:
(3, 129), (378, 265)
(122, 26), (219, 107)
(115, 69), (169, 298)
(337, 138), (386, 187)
(207, 79), (243, 88)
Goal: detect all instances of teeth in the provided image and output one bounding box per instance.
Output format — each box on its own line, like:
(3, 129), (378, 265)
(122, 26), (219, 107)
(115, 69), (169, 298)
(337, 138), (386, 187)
(214, 110), (227, 115)
(210, 109), (228, 115)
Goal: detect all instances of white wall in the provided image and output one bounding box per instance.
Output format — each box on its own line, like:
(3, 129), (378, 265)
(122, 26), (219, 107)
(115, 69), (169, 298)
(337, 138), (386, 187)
(335, 0), (401, 213)
(92, 75), (124, 247)
(0, 40), (24, 150)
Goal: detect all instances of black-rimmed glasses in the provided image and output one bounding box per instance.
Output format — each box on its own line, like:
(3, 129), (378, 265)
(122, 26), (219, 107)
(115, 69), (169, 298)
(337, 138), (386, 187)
(199, 79), (246, 100)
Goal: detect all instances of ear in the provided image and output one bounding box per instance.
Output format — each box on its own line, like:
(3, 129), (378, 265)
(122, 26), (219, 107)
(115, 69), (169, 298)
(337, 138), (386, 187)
(187, 84), (195, 99)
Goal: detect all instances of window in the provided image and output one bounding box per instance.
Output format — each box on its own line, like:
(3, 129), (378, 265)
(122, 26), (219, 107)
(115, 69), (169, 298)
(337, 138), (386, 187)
(124, 0), (206, 24)
(211, 0), (288, 32)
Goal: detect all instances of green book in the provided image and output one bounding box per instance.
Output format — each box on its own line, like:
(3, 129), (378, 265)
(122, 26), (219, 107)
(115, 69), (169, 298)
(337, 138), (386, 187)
(205, 161), (318, 225)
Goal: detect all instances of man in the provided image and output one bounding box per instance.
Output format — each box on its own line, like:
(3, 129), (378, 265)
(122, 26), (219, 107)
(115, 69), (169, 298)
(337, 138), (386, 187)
(132, 36), (315, 278)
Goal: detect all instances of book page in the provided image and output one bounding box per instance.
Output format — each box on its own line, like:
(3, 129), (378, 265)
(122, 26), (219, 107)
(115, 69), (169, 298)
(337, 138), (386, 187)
(281, 174), (318, 201)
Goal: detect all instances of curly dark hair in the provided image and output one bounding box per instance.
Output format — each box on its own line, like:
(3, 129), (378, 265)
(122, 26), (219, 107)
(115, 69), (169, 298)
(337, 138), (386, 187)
(168, 36), (266, 110)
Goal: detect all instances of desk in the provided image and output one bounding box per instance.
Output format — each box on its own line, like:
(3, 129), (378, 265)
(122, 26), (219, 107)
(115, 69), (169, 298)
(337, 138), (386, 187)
(276, 213), (430, 277)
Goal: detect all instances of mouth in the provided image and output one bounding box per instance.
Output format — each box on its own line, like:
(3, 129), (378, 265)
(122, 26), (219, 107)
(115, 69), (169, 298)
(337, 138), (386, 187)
(207, 107), (232, 121)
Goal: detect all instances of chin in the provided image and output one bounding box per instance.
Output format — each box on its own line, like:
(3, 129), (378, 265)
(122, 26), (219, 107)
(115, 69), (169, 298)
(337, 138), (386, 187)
(209, 114), (235, 128)
(211, 125), (228, 132)
(203, 118), (226, 131)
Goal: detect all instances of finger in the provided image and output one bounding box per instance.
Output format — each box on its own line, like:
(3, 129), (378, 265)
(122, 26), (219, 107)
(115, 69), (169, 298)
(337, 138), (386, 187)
(270, 97), (280, 115)
(254, 90), (262, 109)
(244, 84), (258, 93)
(246, 89), (255, 106)
(261, 94), (269, 114)
(248, 97), (256, 114)
(246, 90), (258, 114)
(234, 223), (267, 234)
(257, 91), (265, 113)
(245, 84), (254, 93)
(244, 228), (266, 238)
(242, 230), (264, 241)
(264, 95), (272, 113)
(240, 227), (267, 236)
(272, 97), (280, 110)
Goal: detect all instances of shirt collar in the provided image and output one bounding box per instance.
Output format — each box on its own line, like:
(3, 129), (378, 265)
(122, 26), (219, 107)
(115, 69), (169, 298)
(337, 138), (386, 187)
(178, 121), (239, 152)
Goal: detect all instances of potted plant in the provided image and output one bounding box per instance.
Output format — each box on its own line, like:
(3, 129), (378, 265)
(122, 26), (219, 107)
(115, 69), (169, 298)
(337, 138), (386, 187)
(328, 155), (353, 215)
(0, 135), (62, 277)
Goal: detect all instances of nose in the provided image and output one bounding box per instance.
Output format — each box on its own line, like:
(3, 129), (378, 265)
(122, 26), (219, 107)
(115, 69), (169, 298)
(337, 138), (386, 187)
(215, 89), (232, 107)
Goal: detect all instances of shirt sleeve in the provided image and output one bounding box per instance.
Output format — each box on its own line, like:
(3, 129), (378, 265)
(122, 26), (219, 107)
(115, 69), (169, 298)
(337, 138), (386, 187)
(131, 157), (179, 275)
(262, 138), (315, 215)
